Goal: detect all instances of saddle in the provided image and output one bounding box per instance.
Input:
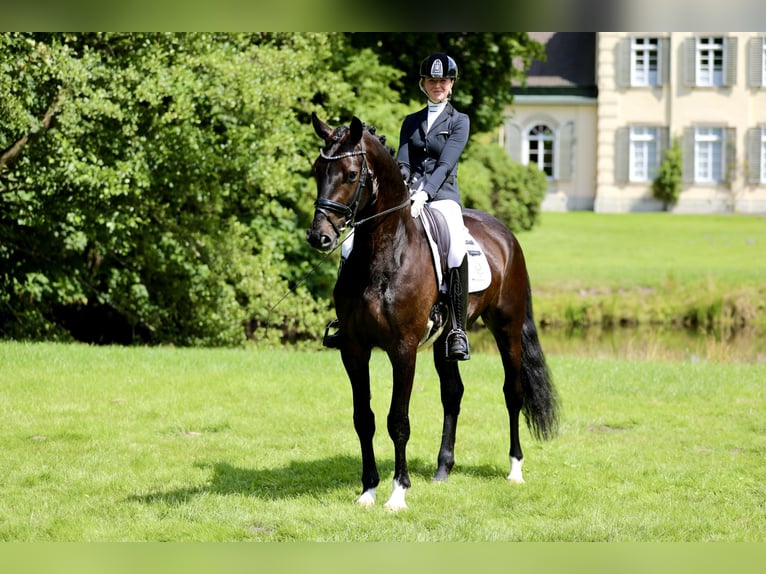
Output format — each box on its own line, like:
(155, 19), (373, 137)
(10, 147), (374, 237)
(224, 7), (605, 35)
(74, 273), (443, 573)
(420, 206), (491, 293)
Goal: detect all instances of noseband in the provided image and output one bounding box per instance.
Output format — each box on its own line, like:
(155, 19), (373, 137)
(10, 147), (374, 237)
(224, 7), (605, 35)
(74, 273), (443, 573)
(314, 137), (371, 238)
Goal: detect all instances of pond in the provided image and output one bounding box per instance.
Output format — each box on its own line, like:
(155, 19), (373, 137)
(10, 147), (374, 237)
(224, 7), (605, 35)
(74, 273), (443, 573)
(469, 324), (766, 364)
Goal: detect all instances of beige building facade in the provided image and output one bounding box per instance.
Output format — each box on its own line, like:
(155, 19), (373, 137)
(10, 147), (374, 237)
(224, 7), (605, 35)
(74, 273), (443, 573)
(504, 32), (766, 213)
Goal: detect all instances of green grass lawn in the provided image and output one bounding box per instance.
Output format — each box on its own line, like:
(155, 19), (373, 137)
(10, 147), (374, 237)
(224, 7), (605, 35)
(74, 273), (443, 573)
(2, 342), (764, 542)
(516, 212), (766, 289)
(512, 212), (766, 329)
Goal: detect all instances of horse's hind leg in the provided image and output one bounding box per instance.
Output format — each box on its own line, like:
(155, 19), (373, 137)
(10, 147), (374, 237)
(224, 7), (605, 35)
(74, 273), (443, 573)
(492, 322), (526, 483)
(432, 344), (465, 482)
(341, 346), (380, 505)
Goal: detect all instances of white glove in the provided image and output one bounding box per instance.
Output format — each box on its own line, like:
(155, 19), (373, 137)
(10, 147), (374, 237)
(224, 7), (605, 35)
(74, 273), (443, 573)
(410, 190), (428, 218)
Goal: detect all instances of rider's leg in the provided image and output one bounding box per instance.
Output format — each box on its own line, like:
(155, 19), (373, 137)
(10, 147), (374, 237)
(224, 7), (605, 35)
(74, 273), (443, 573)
(429, 200), (470, 361)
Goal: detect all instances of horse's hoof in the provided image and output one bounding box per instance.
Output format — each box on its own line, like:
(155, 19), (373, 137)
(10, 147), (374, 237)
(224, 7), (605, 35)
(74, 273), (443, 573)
(432, 469), (450, 482)
(383, 479), (408, 510)
(356, 489), (376, 506)
(507, 457), (525, 483)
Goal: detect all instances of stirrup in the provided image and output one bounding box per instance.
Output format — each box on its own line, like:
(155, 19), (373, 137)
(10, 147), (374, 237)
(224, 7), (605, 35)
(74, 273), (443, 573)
(322, 319), (342, 349)
(445, 328), (470, 361)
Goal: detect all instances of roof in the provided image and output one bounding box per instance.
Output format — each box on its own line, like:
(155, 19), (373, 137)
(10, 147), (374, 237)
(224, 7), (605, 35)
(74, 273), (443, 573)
(512, 32), (597, 98)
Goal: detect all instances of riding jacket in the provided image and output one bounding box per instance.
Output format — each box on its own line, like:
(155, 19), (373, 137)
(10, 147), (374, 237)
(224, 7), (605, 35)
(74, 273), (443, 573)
(396, 101), (470, 206)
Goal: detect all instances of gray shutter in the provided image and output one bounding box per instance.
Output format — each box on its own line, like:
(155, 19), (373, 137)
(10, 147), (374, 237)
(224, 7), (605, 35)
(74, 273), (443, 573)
(749, 36), (764, 87)
(658, 127), (670, 173)
(746, 127), (762, 183)
(682, 127), (695, 182)
(558, 121), (574, 180)
(615, 127), (629, 182)
(725, 127), (737, 183)
(616, 37), (631, 87)
(684, 37), (697, 87)
(660, 37), (671, 86)
(724, 36), (738, 87)
(504, 119), (522, 162)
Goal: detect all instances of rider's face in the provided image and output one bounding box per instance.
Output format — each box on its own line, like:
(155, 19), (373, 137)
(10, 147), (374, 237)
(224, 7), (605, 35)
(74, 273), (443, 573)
(424, 77), (454, 103)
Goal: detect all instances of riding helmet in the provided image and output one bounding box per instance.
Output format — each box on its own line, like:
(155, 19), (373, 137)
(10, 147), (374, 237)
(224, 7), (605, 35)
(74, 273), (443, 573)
(419, 52), (458, 80)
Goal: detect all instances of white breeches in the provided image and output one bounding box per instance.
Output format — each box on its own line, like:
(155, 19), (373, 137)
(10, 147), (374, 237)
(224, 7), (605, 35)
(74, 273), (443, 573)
(340, 199), (466, 268)
(429, 199), (466, 268)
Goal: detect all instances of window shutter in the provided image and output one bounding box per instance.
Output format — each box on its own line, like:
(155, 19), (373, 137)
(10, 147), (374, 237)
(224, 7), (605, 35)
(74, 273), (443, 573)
(749, 36), (764, 87)
(725, 127), (737, 183)
(745, 127), (762, 183)
(684, 37), (697, 86)
(682, 127), (695, 182)
(558, 121), (574, 180)
(658, 127), (670, 161)
(616, 38), (631, 87)
(724, 36), (738, 87)
(504, 119), (522, 162)
(615, 127), (629, 182)
(660, 37), (671, 85)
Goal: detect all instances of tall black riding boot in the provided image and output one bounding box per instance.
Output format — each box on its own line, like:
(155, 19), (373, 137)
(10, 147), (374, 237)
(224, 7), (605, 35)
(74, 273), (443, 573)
(446, 255), (470, 361)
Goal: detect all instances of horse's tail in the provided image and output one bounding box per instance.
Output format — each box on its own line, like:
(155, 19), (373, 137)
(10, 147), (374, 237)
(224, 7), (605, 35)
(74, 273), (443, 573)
(520, 277), (560, 441)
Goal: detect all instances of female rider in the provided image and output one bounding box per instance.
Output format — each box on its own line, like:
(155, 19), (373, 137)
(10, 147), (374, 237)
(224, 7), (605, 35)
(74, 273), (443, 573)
(324, 52), (471, 361)
(397, 52), (471, 361)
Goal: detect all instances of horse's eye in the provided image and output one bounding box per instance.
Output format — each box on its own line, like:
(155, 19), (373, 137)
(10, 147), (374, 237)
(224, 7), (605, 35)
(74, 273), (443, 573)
(345, 171), (358, 184)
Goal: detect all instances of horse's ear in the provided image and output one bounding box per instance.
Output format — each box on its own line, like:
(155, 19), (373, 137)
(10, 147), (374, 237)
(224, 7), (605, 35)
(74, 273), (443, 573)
(311, 112), (332, 141)
(349, 116), (364, 145)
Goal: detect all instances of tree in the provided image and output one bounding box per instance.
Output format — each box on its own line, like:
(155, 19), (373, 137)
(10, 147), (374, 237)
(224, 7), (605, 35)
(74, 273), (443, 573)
(652, 137), (683, 211)
(0, 33), (396, 345)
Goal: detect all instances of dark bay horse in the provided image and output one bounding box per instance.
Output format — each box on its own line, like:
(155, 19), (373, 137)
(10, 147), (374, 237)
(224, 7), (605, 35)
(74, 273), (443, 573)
(307, 113), (559, 510)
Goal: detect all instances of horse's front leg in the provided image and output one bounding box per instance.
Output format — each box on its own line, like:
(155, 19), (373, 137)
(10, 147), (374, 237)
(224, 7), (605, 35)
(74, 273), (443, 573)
(384, 344), (418, 511)
(432, 344), (465, 482)
(341, 345), (379, 506)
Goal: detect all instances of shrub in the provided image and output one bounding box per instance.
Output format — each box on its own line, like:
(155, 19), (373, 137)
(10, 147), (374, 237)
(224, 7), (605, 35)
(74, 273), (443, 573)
(459, 141), (547, 232)
(652, 137), (683, 211)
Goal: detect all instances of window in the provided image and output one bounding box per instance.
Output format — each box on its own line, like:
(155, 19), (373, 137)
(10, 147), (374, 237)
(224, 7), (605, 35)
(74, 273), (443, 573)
(696, 36), (725, 86)
(694, 127), (725, 183)
(631, 37), (660, 86)
(629, 126), (661, 181)
(526, 124), (554, 177)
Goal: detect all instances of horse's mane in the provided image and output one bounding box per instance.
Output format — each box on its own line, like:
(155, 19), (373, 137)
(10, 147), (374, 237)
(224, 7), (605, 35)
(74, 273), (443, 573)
(363, 124), (395, 157)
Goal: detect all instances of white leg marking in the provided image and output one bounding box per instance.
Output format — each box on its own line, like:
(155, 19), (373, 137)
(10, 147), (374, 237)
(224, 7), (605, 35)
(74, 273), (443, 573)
(357, 488), (376, 506)
(507, 456), (525, 483)
(383, 479), (408, 511)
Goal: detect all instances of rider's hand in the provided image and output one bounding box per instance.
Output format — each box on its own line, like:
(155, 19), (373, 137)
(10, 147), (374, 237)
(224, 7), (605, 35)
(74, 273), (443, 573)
(410, 190), (428, 218)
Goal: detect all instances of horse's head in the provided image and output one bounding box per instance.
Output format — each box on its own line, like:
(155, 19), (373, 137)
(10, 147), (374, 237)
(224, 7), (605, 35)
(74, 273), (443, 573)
(307, 113), (372, 252)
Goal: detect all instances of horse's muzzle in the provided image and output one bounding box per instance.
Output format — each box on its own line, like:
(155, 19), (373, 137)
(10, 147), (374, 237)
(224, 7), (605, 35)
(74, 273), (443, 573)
(306, 226), (337, 252)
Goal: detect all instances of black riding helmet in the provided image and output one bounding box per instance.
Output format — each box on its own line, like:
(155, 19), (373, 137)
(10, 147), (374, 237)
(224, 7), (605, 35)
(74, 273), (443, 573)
(419, 52), (459, 80)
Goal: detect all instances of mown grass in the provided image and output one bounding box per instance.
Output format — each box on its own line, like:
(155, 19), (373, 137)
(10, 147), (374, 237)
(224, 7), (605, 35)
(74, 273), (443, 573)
(514, 212), (766, 330)
(2, 342), (764, 541)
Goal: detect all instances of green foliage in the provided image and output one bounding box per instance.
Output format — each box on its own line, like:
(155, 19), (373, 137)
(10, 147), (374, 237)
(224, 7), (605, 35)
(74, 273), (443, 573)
(0, 33), (388, 345)
(460, 140), (547, 232)
(652, 137), (683, 210)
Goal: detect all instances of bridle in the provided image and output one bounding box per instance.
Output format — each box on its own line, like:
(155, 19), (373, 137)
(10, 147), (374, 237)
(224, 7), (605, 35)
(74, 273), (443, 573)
(314, 134), (410, 238)
(315, 139), (370, 238)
